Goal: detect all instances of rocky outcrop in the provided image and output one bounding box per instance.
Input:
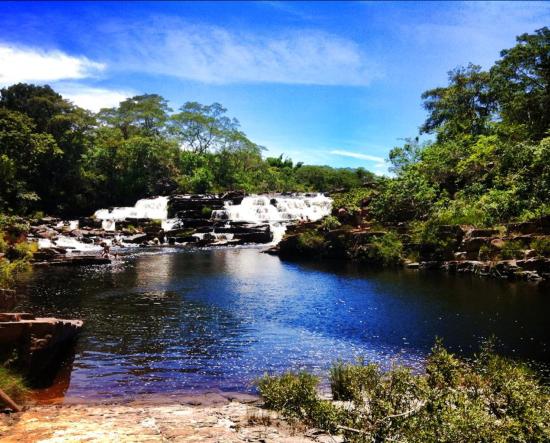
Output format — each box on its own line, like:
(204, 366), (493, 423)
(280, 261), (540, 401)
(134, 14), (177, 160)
(0, 314), (83, 385)
(275, 216), (550, 282)
(0, 289), (17, 310)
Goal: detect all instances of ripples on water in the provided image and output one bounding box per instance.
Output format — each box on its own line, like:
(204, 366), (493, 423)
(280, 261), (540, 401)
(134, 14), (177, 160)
(16, 247), (550, 401)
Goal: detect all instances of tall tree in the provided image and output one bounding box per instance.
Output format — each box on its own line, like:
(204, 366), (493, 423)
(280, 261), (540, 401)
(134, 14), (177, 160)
(169, 102), (240, 154)
(491, 27), (550, 141)
(421, 64), (495, 142)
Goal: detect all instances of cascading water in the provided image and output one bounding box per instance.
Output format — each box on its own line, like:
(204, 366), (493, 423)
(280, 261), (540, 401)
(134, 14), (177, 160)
(212, 194), (332, 243)
(38, 193), (332, 252)
(94, 196), (178, 231)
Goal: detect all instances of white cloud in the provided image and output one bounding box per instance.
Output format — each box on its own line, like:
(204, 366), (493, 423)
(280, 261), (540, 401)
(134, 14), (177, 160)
(104, 20), (380, 86)
(330, 150), (385, 163)
(330, 149), (388, 175)
(0, 43), (105, 86)
(56, 84), (135, 112)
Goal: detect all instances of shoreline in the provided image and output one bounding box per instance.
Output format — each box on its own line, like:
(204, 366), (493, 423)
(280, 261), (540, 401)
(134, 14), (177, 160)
(1, 393), (327, 443)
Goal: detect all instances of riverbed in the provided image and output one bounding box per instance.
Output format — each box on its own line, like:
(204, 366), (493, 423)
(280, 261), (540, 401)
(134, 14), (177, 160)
(15, 247), (550, 403)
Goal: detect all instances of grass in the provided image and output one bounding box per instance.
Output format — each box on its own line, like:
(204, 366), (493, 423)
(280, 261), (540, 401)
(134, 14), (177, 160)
(0, 366), (29, 404)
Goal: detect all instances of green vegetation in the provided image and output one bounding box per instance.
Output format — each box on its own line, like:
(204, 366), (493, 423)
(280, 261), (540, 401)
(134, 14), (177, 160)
(531, 237), (550, 256)
(0, 217), (34, 288)
(352, 232), (403, 266)
(0, 366), (28, 403)
(320, 215), (341, 231)
(500, 240), (525, 260)
(258, 341), (550, 442)
(362, 28), (550, 229)
(0, 85), (374, 217)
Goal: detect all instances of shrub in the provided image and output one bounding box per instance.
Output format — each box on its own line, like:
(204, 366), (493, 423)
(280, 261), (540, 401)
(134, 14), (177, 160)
(320, 215), (341, 231)
(354, 232), (403, 266)
(530, 237), (550, 256)
(330, 359), (379, 402)
(259, 342), (550, 442)
(296, 230), (326, 254)
(500, 240), (524, 259)
(257, 372), (319, 420)
(331, 188), (372, 215)
(201, 206), (213, 218)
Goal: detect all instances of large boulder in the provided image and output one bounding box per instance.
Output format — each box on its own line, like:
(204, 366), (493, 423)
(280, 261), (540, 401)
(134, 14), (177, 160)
(0, 314), (83, 385)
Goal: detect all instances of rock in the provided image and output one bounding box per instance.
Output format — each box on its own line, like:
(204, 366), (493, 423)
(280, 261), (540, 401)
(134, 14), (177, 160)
(233, 226), (273, 244)
(516, 258), (550, 273)
(34, 256), (111, 267)
(405, 262), (420, 269)
(124, 233), (148, 244)
(0, 289), (18, 310)
(0, 314), (83, 384)
(467, 228), (500, 238)
(461, 237), (491, 252)
(419, 261), (441, 270)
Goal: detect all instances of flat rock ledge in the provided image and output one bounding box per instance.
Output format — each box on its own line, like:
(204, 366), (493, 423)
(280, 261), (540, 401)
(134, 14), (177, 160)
(0, 400), (337, 443)
(0, 314), (83, 381)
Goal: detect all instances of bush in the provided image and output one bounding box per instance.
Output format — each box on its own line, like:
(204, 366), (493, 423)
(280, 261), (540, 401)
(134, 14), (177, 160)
(296, 230), (326, 254)
(320, 215), (341, 231)
(353, 232), (403, 266)
(259, 342), (550, 442)
(500, 240), (524, 259)
(330, 359), (379, 402)
(257, 372), (319, 420)
(201, 206), (213, 218)
(530, 237), (550, 256)
(331, 188), (372, 215)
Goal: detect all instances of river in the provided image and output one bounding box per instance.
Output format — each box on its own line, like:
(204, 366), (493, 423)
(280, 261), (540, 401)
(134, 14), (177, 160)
(15, 246), (550, 402)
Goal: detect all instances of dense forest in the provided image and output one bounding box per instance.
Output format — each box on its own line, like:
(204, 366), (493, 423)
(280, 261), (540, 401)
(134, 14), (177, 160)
(0, 27), (548, 227)
(0, 86), (373, 217)
(368, 27), (549, 228)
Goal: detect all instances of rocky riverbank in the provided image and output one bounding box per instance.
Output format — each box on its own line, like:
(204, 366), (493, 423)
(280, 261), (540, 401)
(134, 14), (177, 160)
(0, 394), (333, 442)
(274, 213), (550, 282)
(23, 192), (332, 266)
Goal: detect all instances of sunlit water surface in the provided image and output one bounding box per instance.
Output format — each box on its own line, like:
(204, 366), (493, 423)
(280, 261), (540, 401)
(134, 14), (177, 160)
(16, 247), (550, 402)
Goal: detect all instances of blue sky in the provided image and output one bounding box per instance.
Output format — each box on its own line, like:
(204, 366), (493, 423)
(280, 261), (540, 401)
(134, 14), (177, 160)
(1, 1), (549, 174)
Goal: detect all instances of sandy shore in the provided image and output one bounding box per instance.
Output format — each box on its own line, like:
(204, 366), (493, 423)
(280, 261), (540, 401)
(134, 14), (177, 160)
(0, 393), (337, 443)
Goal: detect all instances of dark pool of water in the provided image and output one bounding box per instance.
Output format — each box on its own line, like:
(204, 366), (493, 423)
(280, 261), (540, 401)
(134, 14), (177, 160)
(15, 247), (550, 401)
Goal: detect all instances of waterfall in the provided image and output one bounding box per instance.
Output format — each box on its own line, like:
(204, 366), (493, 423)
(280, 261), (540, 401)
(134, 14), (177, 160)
(213, 194), (332, 224)
(94, 196), (174, 231)
(212, 194), (332, 243)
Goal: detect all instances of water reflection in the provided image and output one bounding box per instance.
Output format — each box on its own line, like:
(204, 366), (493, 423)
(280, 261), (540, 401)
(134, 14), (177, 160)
(16, 248), (550, 402)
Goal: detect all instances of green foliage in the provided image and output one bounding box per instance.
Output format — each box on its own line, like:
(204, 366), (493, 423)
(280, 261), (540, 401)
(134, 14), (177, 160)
(0, 366), (28, 403)
(500, 240), (525, 260)
(530, 237), (550, 256)
(0, 83), (375, 215)
(320, 215), (341, 231)
(330, 359), (379, 402)
(354, 232), (403, 266)
(260, 342), (550, 442)
(201, 206), (213, 218)
(296, 230), (326, 254)
(257, 372), (319, 421)
(370, 172), (437, 223)
(331, 188), (372, 215)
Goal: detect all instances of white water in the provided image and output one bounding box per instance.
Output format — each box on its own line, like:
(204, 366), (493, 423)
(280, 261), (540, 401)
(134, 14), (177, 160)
(212, 194), (332, 243)
(39, 194), (332, 251)
(94, 196), (172, 231)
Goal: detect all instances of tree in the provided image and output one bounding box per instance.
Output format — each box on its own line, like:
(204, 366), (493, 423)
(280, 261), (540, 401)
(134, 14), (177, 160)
(169, 102), (240, 154)
(421, 64), (495, 141)
(491, 27), (550, 141)
(98, 94), (171, 139)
